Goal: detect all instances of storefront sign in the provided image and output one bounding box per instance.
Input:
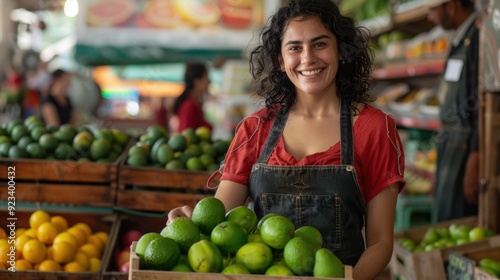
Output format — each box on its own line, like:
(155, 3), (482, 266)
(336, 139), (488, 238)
(75, 0), (280, 65)
(447, 251), (475, 280)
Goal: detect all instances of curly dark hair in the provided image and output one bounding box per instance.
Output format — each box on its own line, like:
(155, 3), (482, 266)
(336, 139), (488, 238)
(249, 0), (375, 117)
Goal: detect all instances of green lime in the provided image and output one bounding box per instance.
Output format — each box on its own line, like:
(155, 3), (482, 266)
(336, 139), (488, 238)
(160, 217), (200, 253)
(191, 197), (226, 235)
(144, 237), (180, 270)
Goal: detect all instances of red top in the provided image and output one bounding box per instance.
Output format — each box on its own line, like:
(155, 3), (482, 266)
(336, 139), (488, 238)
(221, 105), (406, 204)
(176, 98), (213, 132)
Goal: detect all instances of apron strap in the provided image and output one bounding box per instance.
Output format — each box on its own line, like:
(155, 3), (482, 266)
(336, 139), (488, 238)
(256, 109), (288, 164)
(340, 98), (354, 165)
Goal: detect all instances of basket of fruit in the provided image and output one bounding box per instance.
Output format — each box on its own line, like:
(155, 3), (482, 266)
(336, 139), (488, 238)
(127, 197), (353, 279)
(0, 208), (118, 279)
(390, 216), (500, 280)
(0, 117), (132, 207)
(116, 126), (230, 212)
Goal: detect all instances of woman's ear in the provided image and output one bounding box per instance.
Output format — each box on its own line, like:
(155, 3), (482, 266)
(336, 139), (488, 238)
(279, 55), (285, 72)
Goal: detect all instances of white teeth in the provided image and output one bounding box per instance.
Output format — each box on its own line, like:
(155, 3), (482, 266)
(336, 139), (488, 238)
(301, 69), (322, 76)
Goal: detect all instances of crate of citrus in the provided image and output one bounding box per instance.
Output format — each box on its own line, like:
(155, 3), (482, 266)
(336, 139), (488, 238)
(0, 117), (131, 207)
(0, 208), (118, 279)
(390, 216), (500, 280)
(128, 197), (353, 279)
(116, 126), (230, 212)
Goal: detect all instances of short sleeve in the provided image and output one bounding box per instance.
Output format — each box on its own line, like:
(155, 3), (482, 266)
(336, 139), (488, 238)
(220, 110), (272, 185)
(355, 108), (406, 203)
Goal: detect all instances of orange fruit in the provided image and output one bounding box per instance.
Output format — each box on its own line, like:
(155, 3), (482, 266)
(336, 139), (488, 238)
(15, 259), (33, 270)
(46, 246), (54, 260)
(37, 222), (59, 245)
(94, 232), (109, 245)
(67, 227), (87, 247)
(15, 228), (27, 237)
(29, 210), (51, 230)
(52, 241), (77, 264)
(73, 223), (92, 237)
(15, 234), (32, 256)
(23, 228), (38, 239)
(63, 261), (86, 272)
(74, 251), (90, 270)
(87, 234), (105, 253)
(22, 239), (47, 264)
(50, 216), (69, 232)
(53, 232), (78, 248)
(0, 243), (11, 266)
(38, 259), (62, 271)
(79, 243), (101, 258)
(89, 257), (101, 272)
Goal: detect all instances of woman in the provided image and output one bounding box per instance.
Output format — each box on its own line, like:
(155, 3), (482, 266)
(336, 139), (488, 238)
(40, 69), (74, 126)
(168, 1), (405, 279)
(172, 62), (213, 132)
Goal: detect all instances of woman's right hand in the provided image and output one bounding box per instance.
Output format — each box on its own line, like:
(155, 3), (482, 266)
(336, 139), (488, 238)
(166, 205), (193, 225)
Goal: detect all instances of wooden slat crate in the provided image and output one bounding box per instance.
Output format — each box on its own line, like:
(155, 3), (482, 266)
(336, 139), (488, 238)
(102, 212), (167, 280)
(116, 166), (215, 212)
(449, 247), (500, 280)
(128, 242), (354, 280)
(0, 208), (119, 280)
(389, 216), (500, 280)
(0, 145), (129, 207)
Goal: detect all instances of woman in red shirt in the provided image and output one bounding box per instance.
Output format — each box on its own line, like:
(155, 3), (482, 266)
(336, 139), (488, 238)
(168, 1), (405, 279)
(172, 62), (213, 133)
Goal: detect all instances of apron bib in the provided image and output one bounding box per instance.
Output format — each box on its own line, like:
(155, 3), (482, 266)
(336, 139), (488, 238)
(248, 99), (366, 266)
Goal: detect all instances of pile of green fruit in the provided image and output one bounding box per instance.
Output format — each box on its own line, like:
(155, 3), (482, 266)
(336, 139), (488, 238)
(478, 258), (500, 277)
(135, 197), (345, 277)
(126, 126), (230, 173)
(398, 224), (496, 253)
(0, 117), (129, 162)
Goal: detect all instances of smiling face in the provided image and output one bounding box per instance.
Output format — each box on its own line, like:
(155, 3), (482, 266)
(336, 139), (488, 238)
(279, 16), (340, 97)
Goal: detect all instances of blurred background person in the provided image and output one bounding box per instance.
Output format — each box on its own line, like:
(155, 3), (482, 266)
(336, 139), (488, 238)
(172, 61), (213, 133)
(40, 69), (74, 126)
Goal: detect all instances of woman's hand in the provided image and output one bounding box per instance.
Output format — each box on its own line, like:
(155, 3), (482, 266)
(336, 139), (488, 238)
(166, 205), (193, 225)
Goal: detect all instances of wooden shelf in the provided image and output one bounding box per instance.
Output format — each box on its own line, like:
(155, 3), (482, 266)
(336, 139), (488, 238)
(374, 57), (446, 79)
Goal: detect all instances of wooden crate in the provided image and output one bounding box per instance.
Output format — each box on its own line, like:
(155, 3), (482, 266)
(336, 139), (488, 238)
(389, 216), (500, 280)
(102, 213), (167, 280)
(0, 208), (119, 280)
(0, 149), (127, 207)
(128, 242), (354, 280)
(448, 247), (500, 280)
(116, 166), (215, 212)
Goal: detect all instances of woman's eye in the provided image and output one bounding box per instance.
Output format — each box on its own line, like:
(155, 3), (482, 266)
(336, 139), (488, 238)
(315, 42), (326, 47)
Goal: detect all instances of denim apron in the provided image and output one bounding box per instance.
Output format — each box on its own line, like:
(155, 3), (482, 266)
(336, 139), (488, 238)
(248, 99), (366, 266)
(434, 22), (479, 222)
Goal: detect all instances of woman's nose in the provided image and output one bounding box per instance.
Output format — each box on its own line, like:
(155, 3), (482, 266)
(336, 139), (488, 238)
(301, 47), (316, 64)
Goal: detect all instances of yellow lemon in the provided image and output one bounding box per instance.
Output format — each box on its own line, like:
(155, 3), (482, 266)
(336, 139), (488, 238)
(79, 243), (100, 258)
(15, 259), (33, 270)
(50, 216), (69, 232)
(22, 239), (47, 264)
(29, 210), (51, 230)
(15, 228), (27, 237)
(94, 231), (109, 245)
(73, 223), (92, 237)
(0, 239), (8, 248)
(0, 243), (11, 266)
(53, 232), (78, 248)
(23, 228), (38, 239)
(46, 246), (54, 260)
(67, 227), (87, 247)
(37, 222), (59, 245)
(64, 261), (86, 272)
(15, 234), (32, 256)
(52, 241), (77, 264)
(87, 234), (105, 253)
(0, 228), (6, 239)
(89, 257), (101, 272)
(74, 251), (90, 270)
(38, 259), (62, 271)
